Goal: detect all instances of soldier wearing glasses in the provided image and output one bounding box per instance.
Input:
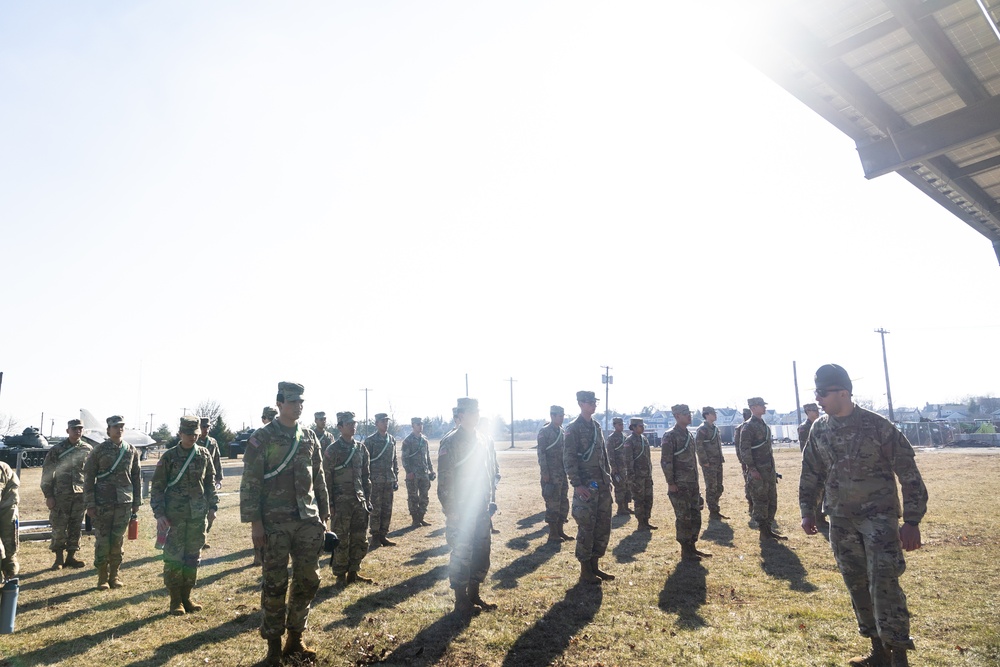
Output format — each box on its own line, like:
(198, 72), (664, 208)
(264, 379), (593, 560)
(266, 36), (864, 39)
(801, 364), (927, 667)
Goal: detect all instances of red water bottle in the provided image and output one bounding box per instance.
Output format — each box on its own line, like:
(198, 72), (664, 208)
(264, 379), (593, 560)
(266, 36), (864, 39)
(128, 513), (139, 540)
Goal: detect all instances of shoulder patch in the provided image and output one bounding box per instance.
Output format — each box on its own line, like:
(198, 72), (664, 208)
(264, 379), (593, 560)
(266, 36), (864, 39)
(248, 435), (261, 449)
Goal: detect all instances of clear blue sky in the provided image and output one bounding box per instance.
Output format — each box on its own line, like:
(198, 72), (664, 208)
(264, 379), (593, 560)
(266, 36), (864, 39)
(2, 1), (998, 435)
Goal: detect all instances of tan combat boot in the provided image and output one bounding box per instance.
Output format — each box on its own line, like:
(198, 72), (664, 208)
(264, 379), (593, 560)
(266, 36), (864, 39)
(182, 586), (203, 612)
(759, 524), (788, 541)
(169, 588), (186, 616)
(282, 630), (316, 663)
(558, 526), (574, 541)
(379, 534), (397, 547)
(591, 557), (615, 581)
(848, 637), (891, 666)
(51, 550), (64, 571)
(547, 523), (562, 544)
(693, 543), (713, 559)
(578, 559), (601, 585)
(347, 571), (375, 584)
(453, 586), (482, 618)
(96, 564), (110, 590)
(108, 564), (124, 589)
(259, 637), (282, 666)
(681, 543), (701, 562)
(64, 551), (86, 568)
(468, 582), (497, 610)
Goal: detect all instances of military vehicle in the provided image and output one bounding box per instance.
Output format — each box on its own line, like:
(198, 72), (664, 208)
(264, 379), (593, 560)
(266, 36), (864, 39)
(0, 427), (50, 467)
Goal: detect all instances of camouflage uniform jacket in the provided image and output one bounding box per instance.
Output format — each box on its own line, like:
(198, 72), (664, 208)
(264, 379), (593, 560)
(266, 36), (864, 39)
(41, 440), (93, 497)
(484, 433), (499, 497)
(626, 432), (652, 479)
(83, 440), (142, 509)
(738, 417), (774, 474)
(197, 435), (224, 482)
(364, 432), (398, 483)
(315, 427), (334, 449)
(437, 427), (491, 517)
(323, 436), (371, 509)
(536, 422), (565, 481)
(401, 433), (433, 478)
(0, 462), (18, 512)
(150, 444), (219, 520)
(733, 421), (747, 465)
(797, 419), (814, 451)
(695, 423), (725, 466)
(562, 417), (611, 489)
(660, 424), (699, 493)
(239, 421), (329, 525)
(605, 430), (630, 481)
(800, 405), (928, 523)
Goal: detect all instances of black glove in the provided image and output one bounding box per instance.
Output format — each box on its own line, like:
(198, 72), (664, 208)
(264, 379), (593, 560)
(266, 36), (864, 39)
(776, 472), (783, 480)
(488, 502), (498, 516)
(323, 531), (340, 553)
(428, 471), (436, 481)
(392, 481), (399, 491)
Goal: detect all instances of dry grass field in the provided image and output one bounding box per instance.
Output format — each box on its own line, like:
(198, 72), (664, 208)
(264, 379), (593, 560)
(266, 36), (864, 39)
(1, 444), (998, 666)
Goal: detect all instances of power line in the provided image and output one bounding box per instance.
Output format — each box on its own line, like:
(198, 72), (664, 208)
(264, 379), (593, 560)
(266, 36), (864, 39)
(875, 328), (895, 422)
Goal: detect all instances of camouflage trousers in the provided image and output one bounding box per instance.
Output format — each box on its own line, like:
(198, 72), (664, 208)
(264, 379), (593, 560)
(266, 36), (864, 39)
(747, 469), (777, 525)
(571, 483), (612, 562)
(260, 519), (325, 640)
(92, 504), (130, 569)
(0, 506), (18, 579)
(445, 509), (491, 589)
(740, 462), (754, 514)
(540, 476), (569, 526)
(667, 489), (702, 545)
(369, 480), (394, 537)
(330, 499), (369, 575)
(630, 475), (653, 523)
(49, 492), (86, 552)
(830, 515), (914, 650)
(611, 471), (631, 509)
(700, 463), (724, 514)
(405, 475), (431, 522)
(163, 514), (207, 590)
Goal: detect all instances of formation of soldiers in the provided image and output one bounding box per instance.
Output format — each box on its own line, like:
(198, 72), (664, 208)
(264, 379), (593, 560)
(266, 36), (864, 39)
(26, 363), (926, 667)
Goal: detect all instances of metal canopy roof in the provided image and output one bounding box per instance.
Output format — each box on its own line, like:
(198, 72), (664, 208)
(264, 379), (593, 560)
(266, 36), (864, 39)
(750, 0), (1000, 264)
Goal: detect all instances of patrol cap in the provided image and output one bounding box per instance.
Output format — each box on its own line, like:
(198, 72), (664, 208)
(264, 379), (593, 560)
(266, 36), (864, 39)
(411, 417), (423, 425)
(278, 381), (305, 402)
(576, 390), (598, 403)
(179, 416), (199, 435)
(671, 404), (691, 415)
(747, 397), (767, 407)
(742, 408), (752, 419)
(336, 411), (356, 424)
(629, 417), (644, 428)
(314, 412), (326, 420)
(612, 417), (624, 425)
(262, 406), (278, 419)
(815, 364), (852, 393)
(550, 405), (564, 416)
(106, 415), (126, 427)
(374, 413), (389, 421)
(803, 403), (819, 412)
(67, 419), (83, 428)
(199, 417), (211, 427)
(701, 406), (716, 417)
(456, 397), (479, 413)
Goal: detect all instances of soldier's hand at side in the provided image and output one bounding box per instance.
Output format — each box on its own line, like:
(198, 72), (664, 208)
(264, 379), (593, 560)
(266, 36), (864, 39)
(749, 468), (761, 481)
(801, 516), (817, 535)
(251, 520), (266, 549)
(87, 507), (97, 519)
(541, 473), (550, 483)
(668, 483), (679, 494)
(208, 510), (217, 524)
(575, 485), (591, 501)
(156, 516), (170, 533)
(46, 497), (55, 510)
(899, 523), (922, 551)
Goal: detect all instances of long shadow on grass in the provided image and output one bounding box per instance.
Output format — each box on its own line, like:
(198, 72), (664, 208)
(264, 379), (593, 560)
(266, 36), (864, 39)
(505, 526), (547, 551)
(759, 539), (817, 592)
(120, 612), (259, 667)
(658, 560), (707, 628)
(501, 583), (603, 667)
(378, 611), (470, 666)
(517, 511), (546, 529)
(612, 528), (651, 563)
(404, 544), (451, 566)
(388, 524), (420, 538)
(8, 611), (171, 666)
(491, 540), (561, 589)
(700, 516), (735, 547)
(428, 527), (446, 539)
(324, 565), (448, 628)
(18, 552), (163, 592)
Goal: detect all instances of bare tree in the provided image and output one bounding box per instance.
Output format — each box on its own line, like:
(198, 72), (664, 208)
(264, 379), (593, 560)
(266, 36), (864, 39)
(0, 413), (18, 437)
(195, 399), (225, 425)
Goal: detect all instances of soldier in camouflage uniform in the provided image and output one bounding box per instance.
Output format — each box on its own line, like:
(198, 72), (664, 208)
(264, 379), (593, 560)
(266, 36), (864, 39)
(798, 403), (827, 531)
(661, 405), (711, 562)
(41, 418), (92, 570)
(739, 398), (785, 541)
(626, 418), (657, 531)
(438, 397), (495, 617)
(364, 413), (399, 548)
(564, 390), (614, 584)
(151, 416), (219, 615)
(801, 364), (927, 667)
(323, 411), (375, 586)
(240, 382), (329, 666)
(536, 406), (573, 543)
(605, 417), (632, 516)
(197, 417), (223, 550)
(696, 407), (728, 520)
(734, 408), (754, 524)
(262, 406), (277, 424)
(401, 417), (435, 527)
(0, 461), (19, 581)
(84, 415), (141, 590)
(313, 412), (335, 448)
(478, 417), (501, 535)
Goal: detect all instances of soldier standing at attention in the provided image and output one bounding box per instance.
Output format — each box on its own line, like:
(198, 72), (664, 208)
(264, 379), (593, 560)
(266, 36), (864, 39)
(262, 406), (277, 424)
(739, 397), (785, 541)
(605, 417), (632, 517)
(696, 407), (728, 520)
(734, 408), (754, 525)
(151, 416), (218, 615)
(0, 461), (19, 581)
(84, 415), (141, 590)
(313, 412), (334, 448)
(438, 398), (495, 617)
(401, 417), (435, 527)
(364, 413), (399, 548)
(626, 418), (657, 531)
(536, 406), (573, 544)
(240, 382), (329, 666)
(197, 417), (223, 550)
(323, 412), (374, 586)
(564, 390), (614, 585)
(798, 402), (827, 531)
(661, 405), (711, 562)
(41, 418), (92, 570)
(801, 364), (927, 667)
(478, 417), (501, 535)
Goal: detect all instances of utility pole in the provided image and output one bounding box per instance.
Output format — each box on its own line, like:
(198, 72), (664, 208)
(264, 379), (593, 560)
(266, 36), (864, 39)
(149, 413), (155, 435)
(40, 411), (44, 432)
(360, 388), (372, 439)
(505, 377), (516, 449)
(601, 365), (613, 431)
(875, 328), (895, 422)
(793, 361), (802, 426)
(50, 418), (54, 437)
(465, 374), (469, 397)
